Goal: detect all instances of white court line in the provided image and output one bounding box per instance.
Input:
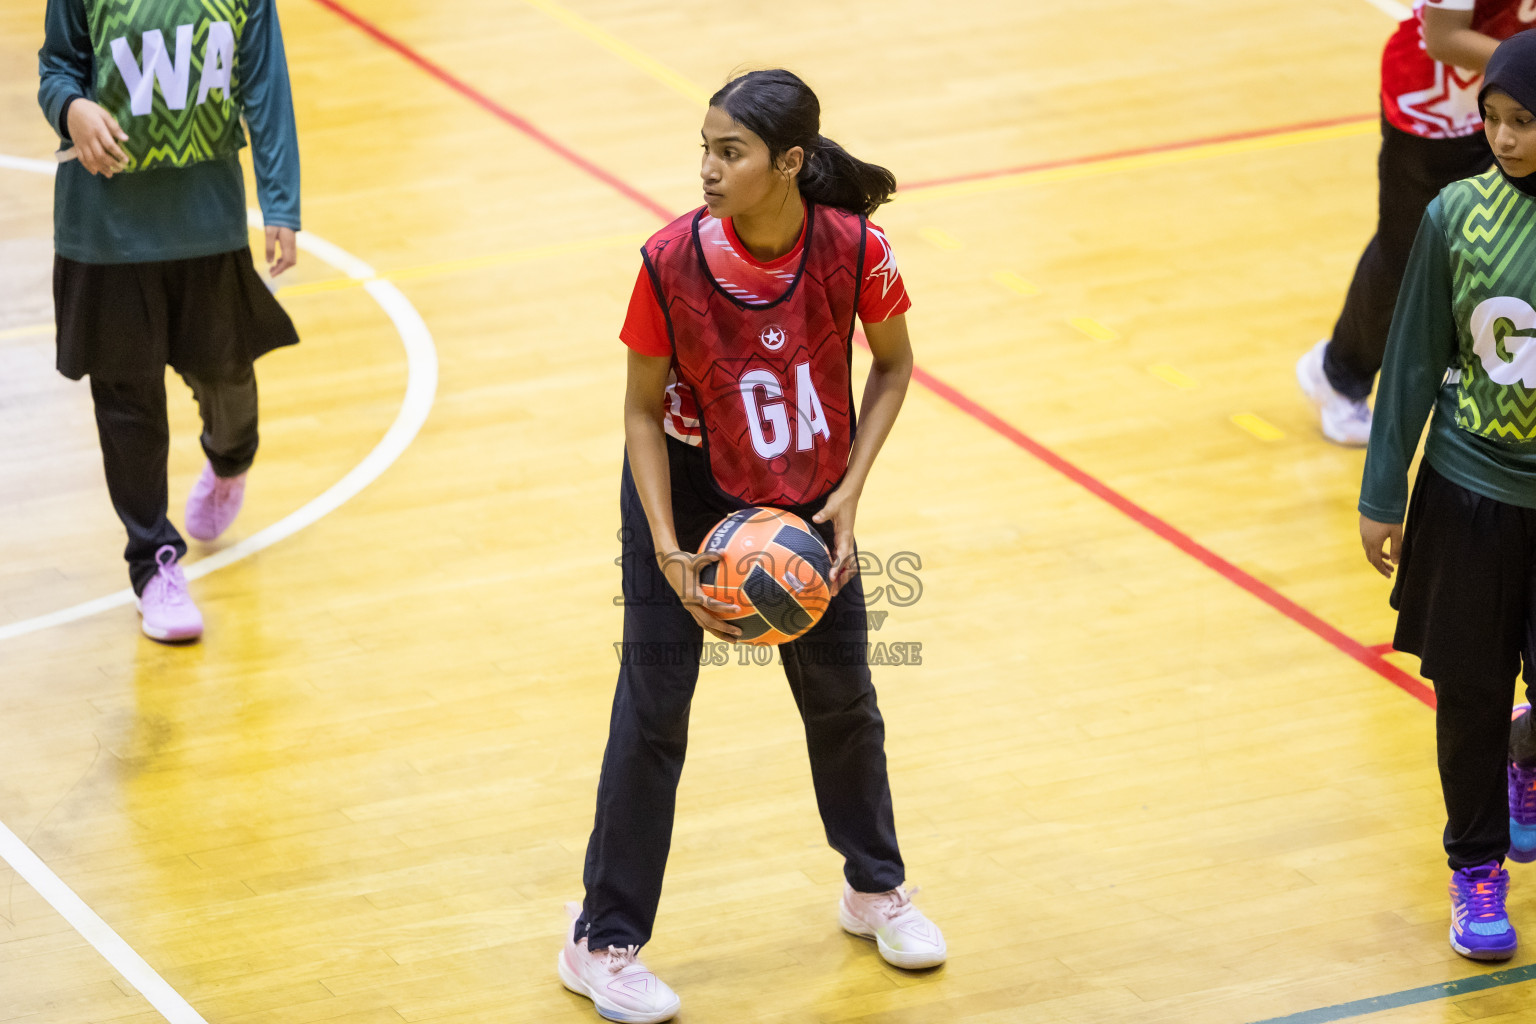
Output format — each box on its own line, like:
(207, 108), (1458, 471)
(1358, 0), (1411, 19)
(0, 152), (61, 175)
(0, 167), (439, 643)
(0, 156), (438, 1024)
(0, 817), (209, 1024)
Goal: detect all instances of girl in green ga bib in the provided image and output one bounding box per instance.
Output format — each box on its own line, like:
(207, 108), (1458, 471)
(1360, 30), (1536, 964)
(37, 0), (300, 643)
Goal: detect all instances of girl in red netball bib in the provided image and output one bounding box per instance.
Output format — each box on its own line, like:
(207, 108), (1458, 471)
(1299, 0), (1533, 445)
(558, 71), (944, 1023)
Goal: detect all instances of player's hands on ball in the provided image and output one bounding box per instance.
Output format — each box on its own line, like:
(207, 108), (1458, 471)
(656, 549), (742, 642)
(266, 226), (298, 276)
(1360, 515), (1404, 578)
(67, 99), (129, 177)
(813, 485), (859, 597)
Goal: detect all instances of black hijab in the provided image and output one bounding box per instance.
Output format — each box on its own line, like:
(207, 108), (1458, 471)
(1480, 31), (1536, 197)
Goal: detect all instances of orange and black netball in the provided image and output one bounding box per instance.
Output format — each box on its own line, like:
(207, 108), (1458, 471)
(696, 507), (833, 645)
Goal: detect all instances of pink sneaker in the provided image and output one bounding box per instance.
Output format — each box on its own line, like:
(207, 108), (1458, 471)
(839, 883), (947, 969)
(556, 903), (679, 1023)
(135, 546), (203, 642)
(185, 462), (246, 542)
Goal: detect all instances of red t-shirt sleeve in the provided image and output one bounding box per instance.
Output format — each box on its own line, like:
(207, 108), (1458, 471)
(858, 222), (912, 324)
(620, 266), (672, 357)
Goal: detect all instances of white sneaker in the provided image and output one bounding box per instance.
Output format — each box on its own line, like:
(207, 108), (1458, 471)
(557, 903), (680, 1023)
(839, 883), (947, 969)
(1296, 338), (1373, 446)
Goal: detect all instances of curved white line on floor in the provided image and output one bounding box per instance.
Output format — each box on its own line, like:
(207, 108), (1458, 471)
(1357, 0), (1410, 19)
(0, 159), (439, 643)
(0, 153), (61, 174)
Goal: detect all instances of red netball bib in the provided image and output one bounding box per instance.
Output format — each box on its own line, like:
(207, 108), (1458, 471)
(642, 203), (866, 506)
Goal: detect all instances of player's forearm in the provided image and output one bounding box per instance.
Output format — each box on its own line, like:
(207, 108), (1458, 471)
(1429, 29), (1499, 71)
(623, 410), (679, 554)
(1423, 10), (1499, 72)
(38, 0), (91, 136)
(841, 354), (911, 495)
(1359, 206), (1455, 523)
(241, 0), (301, 229)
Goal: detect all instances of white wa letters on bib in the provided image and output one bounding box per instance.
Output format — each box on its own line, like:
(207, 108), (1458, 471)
(738, 362), (832, 460)
(110, 21), (234, 116)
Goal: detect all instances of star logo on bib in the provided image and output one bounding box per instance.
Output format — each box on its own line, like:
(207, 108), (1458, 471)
(1396, 63), (1484, 137)
(759, 325), (787, 351)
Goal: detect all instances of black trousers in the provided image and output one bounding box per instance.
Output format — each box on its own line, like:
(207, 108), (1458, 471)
(1324, 117), (1492, 401)
(1391, 463), (1536, 869)
(577, 439), (905, 951)
(89, 366), (259, 595)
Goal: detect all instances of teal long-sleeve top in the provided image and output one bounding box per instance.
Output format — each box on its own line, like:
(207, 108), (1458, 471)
(1359, 196), (1536, 521)
(37, 0), (300, 264)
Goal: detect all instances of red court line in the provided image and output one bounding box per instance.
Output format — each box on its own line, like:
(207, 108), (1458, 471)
(307, 0), (673, 223)
(313, 0), (1434, 709)
(907, 362), (1433, 709)
(900, 114), (1379, 192)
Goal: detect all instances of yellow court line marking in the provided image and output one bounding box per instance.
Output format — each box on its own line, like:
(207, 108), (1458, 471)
(517, 0), (1376, 203)
(0, 322), (53, 340)
(519, 0), (712, 106)
(891, 121), (1377, 205)
(1148, 364), (1198, 390)
(275, 276), (367, 298)
(388, 233), (644, 281)
(1232, 413), (1285, 441)
(919, 227), (962, 250)
(1069, 317), (1119, 342)
(990, 270), (1040, 296)
(275, 232), (644, 298)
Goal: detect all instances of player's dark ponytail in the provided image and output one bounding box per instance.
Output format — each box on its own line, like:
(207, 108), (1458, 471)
(710, 69), (896, 217)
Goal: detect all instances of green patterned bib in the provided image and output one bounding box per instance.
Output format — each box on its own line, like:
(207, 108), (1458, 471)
(87, 0), (249, 172)
(1443, 167), (1536, 444)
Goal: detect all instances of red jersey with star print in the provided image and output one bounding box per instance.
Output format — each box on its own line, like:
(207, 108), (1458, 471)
(622, 201), (910, 456)
(626, 202), (908, 505)
(1381, 0), (1536, 139)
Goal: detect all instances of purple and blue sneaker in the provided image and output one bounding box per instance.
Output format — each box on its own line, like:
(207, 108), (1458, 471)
(1512, 704), (1536, 864)
(1449, 862), (1517, 961)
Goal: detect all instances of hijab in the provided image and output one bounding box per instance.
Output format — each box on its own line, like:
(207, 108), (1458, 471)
(1480, 31), (1536, 198)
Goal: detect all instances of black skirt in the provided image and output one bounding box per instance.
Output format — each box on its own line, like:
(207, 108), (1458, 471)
(1391, 460), (1536, 686)
(53, 247), (299, 381)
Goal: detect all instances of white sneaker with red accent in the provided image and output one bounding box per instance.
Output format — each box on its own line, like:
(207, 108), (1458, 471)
(557, 903), (679, 1023)
(839, 883), (947, 969)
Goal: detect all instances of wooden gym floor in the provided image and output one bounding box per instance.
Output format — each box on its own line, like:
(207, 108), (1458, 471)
(2, 0), (1530, 1021)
